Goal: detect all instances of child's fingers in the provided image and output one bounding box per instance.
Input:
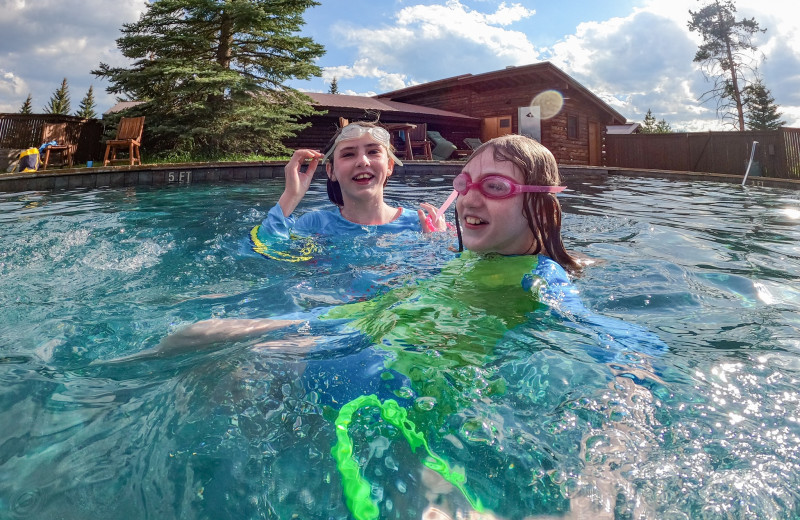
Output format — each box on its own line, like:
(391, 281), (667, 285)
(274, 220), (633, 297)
(418, 203), (447, 232)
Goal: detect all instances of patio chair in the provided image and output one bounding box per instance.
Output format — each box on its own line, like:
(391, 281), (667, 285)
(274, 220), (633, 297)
(40, 122), (75, 169)
(463, 137), (483, 150)
(397, 123), (432, 160)
(103, 116), (145, 166)
(426, 130), (457, 161)
(449, 137), (483, 160)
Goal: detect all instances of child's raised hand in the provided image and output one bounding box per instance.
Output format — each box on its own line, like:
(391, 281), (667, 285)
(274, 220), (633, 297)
(418, 202), (448, 233)
(284, 149), (323, 196)
(279, 149), (323, 216)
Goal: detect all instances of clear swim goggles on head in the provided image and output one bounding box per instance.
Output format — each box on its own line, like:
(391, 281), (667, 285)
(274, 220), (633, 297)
(321, 124), (403, 166)
(453, 173), (566, 199)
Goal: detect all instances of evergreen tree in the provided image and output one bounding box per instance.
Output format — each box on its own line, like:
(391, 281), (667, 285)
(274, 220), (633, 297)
(329, 76), (339, 94)
(641, 109), (657, 132)
(742, 80), (785, 130)
(655, 119), (673, 133)
(45, 78), (71, 115)
(688, 0), (765, 131)
(640, 109), (673, 134)
(93, 0), (325, 156)
(19, 94), (33, 114)
(76, 86), (98, 119)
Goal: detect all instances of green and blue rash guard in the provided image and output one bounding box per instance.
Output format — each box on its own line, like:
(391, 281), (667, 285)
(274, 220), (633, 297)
(311, 251), (667, 419)
(318, 252), (556, 417)
(257, 202), (422, 242)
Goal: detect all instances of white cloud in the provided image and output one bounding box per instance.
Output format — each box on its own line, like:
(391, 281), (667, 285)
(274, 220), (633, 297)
(542, 1), (800, 129)
(0, 0), (147, 114)
(0, 71), (29, 112)
(325, 0), (538, 90)
(3, 0), (798, 130)
(322, 59), (410, 93)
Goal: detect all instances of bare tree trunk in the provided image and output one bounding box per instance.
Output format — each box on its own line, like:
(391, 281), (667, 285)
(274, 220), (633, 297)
(725, 40), (745, 131)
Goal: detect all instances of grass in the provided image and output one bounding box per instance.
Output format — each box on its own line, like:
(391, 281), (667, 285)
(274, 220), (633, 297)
(74, 152), (289, 169)
(142, 150), (290, 165)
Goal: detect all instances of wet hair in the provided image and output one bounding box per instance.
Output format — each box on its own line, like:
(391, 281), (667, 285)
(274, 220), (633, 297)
(464, 135), (581, 271)
(323, 121), (397, 207)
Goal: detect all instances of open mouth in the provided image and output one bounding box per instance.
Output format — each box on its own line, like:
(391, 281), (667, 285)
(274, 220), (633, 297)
(352, 173), (374, 183)
(464, 215), (486, 226)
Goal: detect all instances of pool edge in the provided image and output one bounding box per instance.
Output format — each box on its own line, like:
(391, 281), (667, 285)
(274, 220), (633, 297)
(2, 161), (799, 192)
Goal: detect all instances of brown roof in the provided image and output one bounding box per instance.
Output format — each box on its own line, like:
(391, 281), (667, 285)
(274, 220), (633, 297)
(376, 62), (627, 123)
(305, 92), (477, 120)
(106, 93), (479, 121)
(104, 100), (144, 115)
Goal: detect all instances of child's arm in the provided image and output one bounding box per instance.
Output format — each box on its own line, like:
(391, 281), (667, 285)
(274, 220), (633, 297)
(157, 318), (303, 351)
(278, 149), (323, 217)
(534, 257), (668, 360)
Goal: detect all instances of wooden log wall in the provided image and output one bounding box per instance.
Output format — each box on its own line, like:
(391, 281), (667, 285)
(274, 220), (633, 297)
(377, 82), (614, 165)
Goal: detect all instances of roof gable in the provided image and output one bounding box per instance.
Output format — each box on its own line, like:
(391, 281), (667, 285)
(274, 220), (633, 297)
(304, 92), (477, 120)
(375, 62), (626, 123)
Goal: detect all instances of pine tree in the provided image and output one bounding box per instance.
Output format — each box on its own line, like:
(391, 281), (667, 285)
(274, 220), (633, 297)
(329, 76), (339, 94)
(45, 78), (71, 115)
(19, 94), (33, 114)
(742, 80), (785, 130)
(93, 0), (325, 156)
(655, 119), (673, 133)
(640, 109), (673, 134)
(641, 109), (657, 133)
(688, 0), (766, 131)
(76, 86), (98, 119)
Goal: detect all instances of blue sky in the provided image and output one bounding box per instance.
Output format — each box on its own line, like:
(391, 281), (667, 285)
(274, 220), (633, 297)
(1, 0), (798, 130)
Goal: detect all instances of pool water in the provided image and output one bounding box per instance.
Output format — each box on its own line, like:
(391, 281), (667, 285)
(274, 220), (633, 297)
(1, 176), (799, 519)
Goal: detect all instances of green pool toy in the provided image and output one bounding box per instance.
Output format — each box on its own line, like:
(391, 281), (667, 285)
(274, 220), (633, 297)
(331, 394), (485, 520)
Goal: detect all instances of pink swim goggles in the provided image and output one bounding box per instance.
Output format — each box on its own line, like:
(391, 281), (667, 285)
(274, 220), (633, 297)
(453, 173), (566, 199)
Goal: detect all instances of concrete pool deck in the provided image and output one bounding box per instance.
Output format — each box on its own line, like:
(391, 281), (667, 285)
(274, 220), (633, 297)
(2, 160), (799, 193)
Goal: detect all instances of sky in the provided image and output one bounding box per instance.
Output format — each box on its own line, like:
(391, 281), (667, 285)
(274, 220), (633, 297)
(1, 0), (798, 131)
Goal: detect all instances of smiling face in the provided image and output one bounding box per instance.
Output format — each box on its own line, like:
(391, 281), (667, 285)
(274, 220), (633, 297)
(456, 147), (536, 255)
(326, 133), (394, 203)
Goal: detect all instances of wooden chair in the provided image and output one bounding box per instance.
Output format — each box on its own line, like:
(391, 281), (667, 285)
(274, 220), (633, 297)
(398, 123), (433, 160)
(103, 116), (145, 166)
(338, 117), (349, 128)
(40, 122), (75, 169)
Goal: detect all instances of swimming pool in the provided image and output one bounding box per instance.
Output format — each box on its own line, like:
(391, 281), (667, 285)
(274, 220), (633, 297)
(1, 176), (799, 519)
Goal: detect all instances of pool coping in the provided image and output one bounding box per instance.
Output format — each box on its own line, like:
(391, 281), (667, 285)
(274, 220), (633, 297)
(1, 161), (799, 192)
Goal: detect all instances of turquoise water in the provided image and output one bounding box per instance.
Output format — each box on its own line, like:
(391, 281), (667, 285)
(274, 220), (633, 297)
(1, 176), (800, 519)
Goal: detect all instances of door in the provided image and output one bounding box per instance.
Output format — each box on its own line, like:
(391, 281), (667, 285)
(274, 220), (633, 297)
(588, 121), (601, 166)
(481, 115), (513, 142)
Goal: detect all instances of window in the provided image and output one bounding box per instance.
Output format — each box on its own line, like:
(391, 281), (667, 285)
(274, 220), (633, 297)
(567, 115), (579, 139)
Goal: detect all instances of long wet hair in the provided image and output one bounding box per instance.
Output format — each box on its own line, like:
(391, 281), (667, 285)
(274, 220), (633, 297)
(323, 121), (398, 207)
(464, 135), (581, 271)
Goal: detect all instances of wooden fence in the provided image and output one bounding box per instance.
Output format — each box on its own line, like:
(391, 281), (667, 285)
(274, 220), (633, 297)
(605, 128), (800, 179)
(0, 113), (104, 165)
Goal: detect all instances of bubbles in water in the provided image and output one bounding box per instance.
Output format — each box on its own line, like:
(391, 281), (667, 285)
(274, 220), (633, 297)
(395, 386), (415, 400)
(415, 396), (437, 411)
(11, 489), (41, 517)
